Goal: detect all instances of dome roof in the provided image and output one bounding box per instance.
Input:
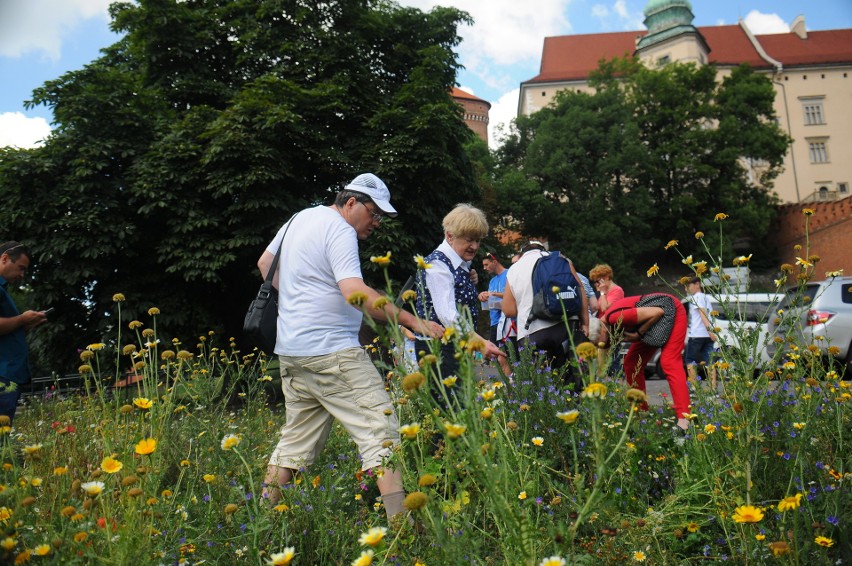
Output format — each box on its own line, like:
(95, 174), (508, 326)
(644, 0), (693, 17)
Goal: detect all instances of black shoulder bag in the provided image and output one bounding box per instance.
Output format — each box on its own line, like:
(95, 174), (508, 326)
(243, 213), (299, 354)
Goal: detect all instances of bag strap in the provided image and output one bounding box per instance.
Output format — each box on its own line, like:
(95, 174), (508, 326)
(265, 212), (300, 284)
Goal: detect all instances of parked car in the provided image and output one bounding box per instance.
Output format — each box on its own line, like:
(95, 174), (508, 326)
(767, 277), (852, 372)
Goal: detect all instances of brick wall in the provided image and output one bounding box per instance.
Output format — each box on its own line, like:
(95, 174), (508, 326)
(771, 196), (852, 279)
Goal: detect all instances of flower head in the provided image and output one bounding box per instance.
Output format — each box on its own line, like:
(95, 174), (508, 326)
(632, 551), (646, 562)
(714, 212), (729, 221)
(414, 255), (432, 270)
(220, 434), (240, 450)
(267, 548), (296, 565)
(694, 231), (704, 239)
(732, 505), (764, 523)
(418, 474), (438, 487)
(802, 208), (815, 216)
(401, 372), (426, 393)
(540, 557), (567, 566)
(626, 388), (647, 403)
(531, 436), (544, 447)
(112, 293), (125, 302)
(400, 289), (417, 302)
(444, 423), (467, 439)
(814, 536), (834, 547)
(399, 423), (421, 439)
(664, 240), (678, 250)
(100, 456), (123, 474)
(81, 481), (105, 497)
(358, 526), (387, 547)
(557, 410), (579, 424)
(370, 252), (391, 266)
(352, 549), (375, 566)
(777, 493), (802, 512)
(403, 491), (428, 511)
(582, 382), (608, 399)
(133, 397), (153, 410)
(347, 292), (368, 307)
(147, 307), (160, 316)
(575, 342), (598, 359)
(135, 438), (157, 455)
(646, 263), (659, 277)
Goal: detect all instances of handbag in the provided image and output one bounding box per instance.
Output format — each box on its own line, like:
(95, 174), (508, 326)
(243, 213), (299, 354)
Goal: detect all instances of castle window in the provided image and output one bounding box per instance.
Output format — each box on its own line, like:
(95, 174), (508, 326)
(839, 182), (849, 194)
(656, 55), (670, 67)
(807, 139), (829, 164)
(801, 98), (825, 125)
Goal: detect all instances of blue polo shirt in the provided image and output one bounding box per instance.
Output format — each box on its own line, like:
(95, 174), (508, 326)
(488, 270), (508, 327)
(0, 276), (30, 384)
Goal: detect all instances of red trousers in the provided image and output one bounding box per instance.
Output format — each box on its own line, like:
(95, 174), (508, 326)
(606, 294), (690, 418)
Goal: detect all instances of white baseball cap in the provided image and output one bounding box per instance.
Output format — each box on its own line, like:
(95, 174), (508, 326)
(344, 173), (398, 218)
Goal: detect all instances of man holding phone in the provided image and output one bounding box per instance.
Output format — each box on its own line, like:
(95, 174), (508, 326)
(0, 242), (48, 423)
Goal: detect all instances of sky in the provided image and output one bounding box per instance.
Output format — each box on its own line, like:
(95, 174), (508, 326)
(1, 0), (851, 149)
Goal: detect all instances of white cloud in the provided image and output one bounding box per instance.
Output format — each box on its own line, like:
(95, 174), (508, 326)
(592, 5), (610, 19)
(0, 112), (52, 149)
(614, 0), (629, 19)
(487, 88), (520, 149)
(743, 10), (790, 35)
(591, 0), (643, 30)
(0, 0), (112, 59)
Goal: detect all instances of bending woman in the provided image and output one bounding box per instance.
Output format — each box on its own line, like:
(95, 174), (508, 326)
(602, 293), (690, 430)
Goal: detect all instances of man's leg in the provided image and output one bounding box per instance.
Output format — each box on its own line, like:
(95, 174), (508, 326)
(0, 383), (21, 425)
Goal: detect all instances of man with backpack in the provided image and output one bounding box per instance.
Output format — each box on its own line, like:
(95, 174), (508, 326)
(501, 241), (589, 391)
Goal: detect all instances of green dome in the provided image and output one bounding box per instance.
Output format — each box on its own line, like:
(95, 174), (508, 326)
(644, 0), (693, 17)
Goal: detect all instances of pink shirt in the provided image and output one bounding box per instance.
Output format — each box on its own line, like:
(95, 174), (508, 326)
(597, 283), (624, 318)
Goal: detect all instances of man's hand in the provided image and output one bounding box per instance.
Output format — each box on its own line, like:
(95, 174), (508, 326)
(21, 310), (47, 331)
(477, 291), (490, 302)
(416, 320), (444, 339)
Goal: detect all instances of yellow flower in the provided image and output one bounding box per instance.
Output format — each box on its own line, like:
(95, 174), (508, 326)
(128, 320), (143, 329)
(370, 252), (391, 266)
(646, 263), (659, 277)
(557, 410), (579, 424)
(481, 388), (496, 401)
(703, 424), (716, 434)
(664, 240), (678, 250)
(694, 231), (704, 239)
(78, 364), (92, 374)
(401, 372), (426, 393)
(414, 255), (432, 270)
(480, 407), (494, 419)
(0, 507), (12, 521)
(0, 537), (15, 550)
(626, 388), (647, 403)
(632, 551), (646, 562)
(224, 503), (239, 515)
(540, 557), (566, 566)
(575, 341), (598, 359)
(358, 526), (387, 547)
(582, 382), (608, 398)
(371, 296), (389, 310)
(268, 548), (296, 566)
(686, 522), (699, 533)
(273, 503), (289, 513)
(518, 491), (527, 500)
(825, 269), (844, 278)
(694, 261), (708, 275)
(769, 541), (789, 557)
(755, 534), (765, 541)
(418, 474), (438, 487)
(147, 307), (160, 316)
(399, 423), (421, 439)
(220, 434), (240, 450)
(352, 549), (375, 566)
(442, 376), (458, 388)
(441, 326), (456, 343)
(133, 397), (153, 410)
(792, 422), (806, 430)
(444, 423), (467, 439)
(53, 467), (67, 476)
(400, 289), (417, 302)
(22, 444), (42, 455)
(714, 213), (729, 221)
(732, 505), (764, 523)
(203, 474), (216, 483)
(403, 491), (428, 511)
(732, 254), (752, 266)
(87, 343), (105, 351)
(465, 336), (487, 353)
(347, 292), (368, 306)
(802, 208), (815, 216)
(531, 437), (544, 447)
(814, 536), (834, 547)
(80, 481), (105, 497)
(33, 545), (50, 557)
(112, 293), (125, 302)
(101, 456), (123, 474)
(795, 256), (813, 268)
(160, 350), (175, 360)
(777, 493), (802, 512)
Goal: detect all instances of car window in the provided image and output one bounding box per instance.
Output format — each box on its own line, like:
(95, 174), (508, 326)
(843, 284), (852, 304)
(779, 284), (820, 308)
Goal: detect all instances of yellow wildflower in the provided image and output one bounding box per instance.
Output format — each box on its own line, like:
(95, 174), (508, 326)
(444, 423), (467, 439)
(403, 491), (428, 511)
(352, 549), (375, 566)
(100, 456), (123, 474)
(401, 372), (426, 393)
(646, 263), (659, 277)
(582, 382), (608, 398)
(557, 410), (580, 424)
(664, 240), (678, 250)
(414, 255), (432, 270)
(814, 536), (834, 547)
(777, 493), (803, 512)
(370, 252), (391, 266)
(267, 548), (296, 566)
(399, 423), (421, 439)
(732, 505), (764, 523)
(714, 213), (729, 221)
(358, 526), (387, 547)
(694, 231), (704, 239)
(802, 208), (815, 216)
(133, 397), (153, 410)
(442, 376), (458, 387)
(347, 292), (368, 306)
(400, 289), (417, 302)
(220, 434), (240, 450)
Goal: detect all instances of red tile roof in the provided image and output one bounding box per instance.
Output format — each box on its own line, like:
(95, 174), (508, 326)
(524, 25), (852, 85)
(756, 29), (852, 67)
(451, 87), (490, 107)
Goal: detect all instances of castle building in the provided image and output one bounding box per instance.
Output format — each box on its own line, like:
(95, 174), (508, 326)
(452, 87), (491, 143)
(518, 0), (852, 204)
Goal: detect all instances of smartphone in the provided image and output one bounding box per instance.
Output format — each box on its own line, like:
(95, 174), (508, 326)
(42, 307), (55, 315)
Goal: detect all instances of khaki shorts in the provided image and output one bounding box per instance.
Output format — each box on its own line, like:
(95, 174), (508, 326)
(268, 347), (399, 471)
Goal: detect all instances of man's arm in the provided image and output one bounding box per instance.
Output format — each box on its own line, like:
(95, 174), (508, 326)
(257, 250), (279, 289)
(501, 280), (518, 318)
(338, 278), (443, 339)
(0, 311), (47, 335)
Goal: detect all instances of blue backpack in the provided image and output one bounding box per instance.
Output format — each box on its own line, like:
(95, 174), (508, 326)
(526, 252), (583, 329)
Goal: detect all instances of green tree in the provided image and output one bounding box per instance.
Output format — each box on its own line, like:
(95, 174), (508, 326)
(492, 59), (789, 279)
(0, 0), (478, 374)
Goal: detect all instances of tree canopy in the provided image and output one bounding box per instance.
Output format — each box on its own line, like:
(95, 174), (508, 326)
(492, 59), (790, 280)
(0, 0), (479, 374)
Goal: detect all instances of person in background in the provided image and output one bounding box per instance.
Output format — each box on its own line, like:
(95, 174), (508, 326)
(0, 242), (49, 424)
(601, 293), (691, 431)
(589, 264), (624, 319)
(478, 253), (512, 376)
(414, 204), (504, 399)
(258, 173), (443, 521)
(685, 276), (717, 384)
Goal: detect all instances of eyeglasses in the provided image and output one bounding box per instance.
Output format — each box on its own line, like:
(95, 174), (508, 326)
(359, 201), (384, 223)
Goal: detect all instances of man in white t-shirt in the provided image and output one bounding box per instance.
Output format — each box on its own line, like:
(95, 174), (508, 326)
(257, 173), (443, 520)
(685, 276), (717, 381)
(501, 241), (588, 391)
